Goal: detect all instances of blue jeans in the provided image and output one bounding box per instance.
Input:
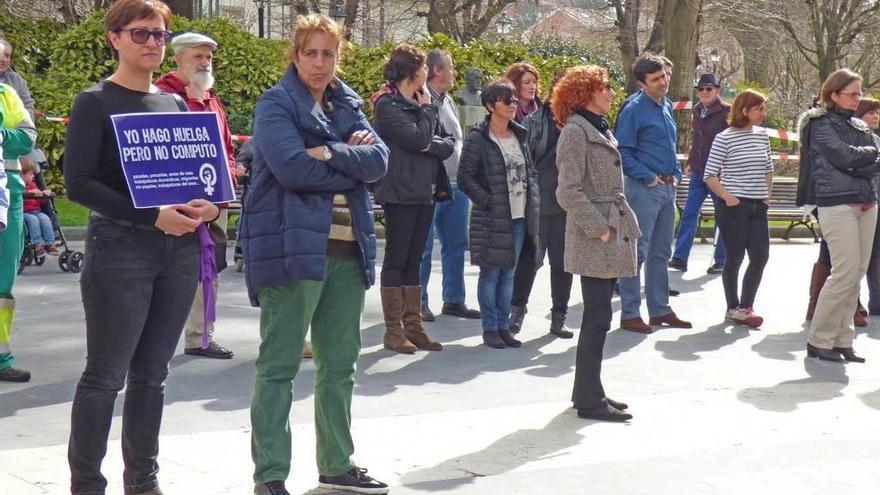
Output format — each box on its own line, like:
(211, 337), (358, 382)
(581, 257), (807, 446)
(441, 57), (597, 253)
(672, 170), (725, 265)
(23, 211), (55, 245)
(477, 218), (526, 331)
(421, 185), (469, 305)
(619, 179), (675, 319)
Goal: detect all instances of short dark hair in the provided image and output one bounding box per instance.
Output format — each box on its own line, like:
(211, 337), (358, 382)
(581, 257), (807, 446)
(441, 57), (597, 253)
(105, 0), (172, 60)
(426, 49), (451, 81)
(856, 97), (880, 119)
(383, 44), (427, 83)
(633, 53), (666, 83)
(481, 79), (516, 109)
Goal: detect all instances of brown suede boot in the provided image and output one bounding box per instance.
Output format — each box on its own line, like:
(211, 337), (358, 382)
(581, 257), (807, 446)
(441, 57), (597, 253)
(381, 286), (416, 354)
(401, 286), (443, 351)
(806, 262), (830, 321)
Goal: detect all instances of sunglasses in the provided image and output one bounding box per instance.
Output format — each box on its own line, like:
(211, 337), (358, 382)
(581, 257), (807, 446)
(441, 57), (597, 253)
(498, 96), (519, 106)
(116, 28), (173, 46)
(696, 86), (717, 93)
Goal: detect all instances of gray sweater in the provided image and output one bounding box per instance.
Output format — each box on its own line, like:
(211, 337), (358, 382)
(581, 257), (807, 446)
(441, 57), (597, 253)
(0, 69), (35, 120)
(429, 86), (463, 183)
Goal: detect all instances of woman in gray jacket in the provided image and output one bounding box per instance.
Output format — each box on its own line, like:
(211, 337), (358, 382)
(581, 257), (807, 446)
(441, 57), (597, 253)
(555, 66), (641, 422)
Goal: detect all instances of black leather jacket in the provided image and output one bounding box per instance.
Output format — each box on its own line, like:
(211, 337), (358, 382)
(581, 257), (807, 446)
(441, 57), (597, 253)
(797, 108), (880, 206)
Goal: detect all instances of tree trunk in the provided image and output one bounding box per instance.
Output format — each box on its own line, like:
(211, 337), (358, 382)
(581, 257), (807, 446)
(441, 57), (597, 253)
(378, 0), (386, 43)
(165, 0), (195, 18)
(345, 0), (360, 40)
(663, 0), (702, 154)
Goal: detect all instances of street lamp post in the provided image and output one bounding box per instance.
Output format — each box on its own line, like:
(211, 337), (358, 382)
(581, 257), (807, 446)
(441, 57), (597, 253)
(254, 0), (266, 38)
(329, 0), (346, 25)
(709, 48), (720, 74)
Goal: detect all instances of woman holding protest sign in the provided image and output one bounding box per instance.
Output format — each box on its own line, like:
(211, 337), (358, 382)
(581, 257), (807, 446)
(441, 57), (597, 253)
(63, 1), (220, 493)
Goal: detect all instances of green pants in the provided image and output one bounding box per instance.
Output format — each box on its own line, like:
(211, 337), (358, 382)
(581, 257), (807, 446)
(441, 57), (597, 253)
(0, 171), (24, 369)
(251, 256), (365, 484)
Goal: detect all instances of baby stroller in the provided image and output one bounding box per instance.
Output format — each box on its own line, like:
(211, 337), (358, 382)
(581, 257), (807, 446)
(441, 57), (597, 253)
(18, 151), (84, 274)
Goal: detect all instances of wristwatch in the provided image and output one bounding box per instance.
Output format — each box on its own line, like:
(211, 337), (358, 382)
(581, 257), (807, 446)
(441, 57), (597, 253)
(323, 146), (332, 161)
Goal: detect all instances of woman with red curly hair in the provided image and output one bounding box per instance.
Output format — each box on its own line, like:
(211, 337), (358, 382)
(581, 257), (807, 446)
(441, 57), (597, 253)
(555, 66), (641, 422)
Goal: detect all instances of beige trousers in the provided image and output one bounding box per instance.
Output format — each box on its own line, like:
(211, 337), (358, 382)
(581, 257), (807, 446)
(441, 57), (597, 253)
(809, 204), (877, 349)
(184, 210), (228, 348)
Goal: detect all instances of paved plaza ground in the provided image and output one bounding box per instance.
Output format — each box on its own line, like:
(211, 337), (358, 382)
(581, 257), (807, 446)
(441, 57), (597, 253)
(2, 240), (880, 494)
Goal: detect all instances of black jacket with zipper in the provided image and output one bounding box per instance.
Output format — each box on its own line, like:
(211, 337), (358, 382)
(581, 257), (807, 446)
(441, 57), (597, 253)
(797, 107), (880, 206)
(371, 92), (454, 204)
(457, 118), (541, 268)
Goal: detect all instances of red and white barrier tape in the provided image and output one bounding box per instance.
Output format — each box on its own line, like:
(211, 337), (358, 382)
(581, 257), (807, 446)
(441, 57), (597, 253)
(38, 110), (800, 145)
(676, 153), (799, 161)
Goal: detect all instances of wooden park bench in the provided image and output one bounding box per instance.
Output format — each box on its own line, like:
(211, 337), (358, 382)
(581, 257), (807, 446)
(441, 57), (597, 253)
(674, 177), (819, 242)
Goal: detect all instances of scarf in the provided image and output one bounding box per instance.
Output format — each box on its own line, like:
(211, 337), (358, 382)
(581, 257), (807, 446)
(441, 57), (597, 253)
(575, 109), (610, 135)
(515, 98), (539, 123)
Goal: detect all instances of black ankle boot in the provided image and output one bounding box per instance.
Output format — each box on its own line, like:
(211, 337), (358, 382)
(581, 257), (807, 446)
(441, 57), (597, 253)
(833, 347), (866, 363)
(807, 343), (844, 362)
(482, 331), (506, 349)
(549, 310), (574, 338)
(509, 305), (526, 334)
(497, 329), (522, 347)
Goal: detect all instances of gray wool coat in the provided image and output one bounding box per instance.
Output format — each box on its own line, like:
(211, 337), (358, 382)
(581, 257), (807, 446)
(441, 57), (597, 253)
(556, 113), (641, 279)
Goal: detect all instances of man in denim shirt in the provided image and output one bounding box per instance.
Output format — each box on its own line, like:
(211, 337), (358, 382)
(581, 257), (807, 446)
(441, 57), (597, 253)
(614, 53), (692, 333)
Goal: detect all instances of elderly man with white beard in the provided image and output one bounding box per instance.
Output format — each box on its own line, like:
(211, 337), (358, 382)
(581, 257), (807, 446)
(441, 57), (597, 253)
(156, 32), (238, 359)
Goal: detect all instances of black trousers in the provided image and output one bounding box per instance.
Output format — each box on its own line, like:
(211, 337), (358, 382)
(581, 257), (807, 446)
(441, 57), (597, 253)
(69, 216), (199, 494)
(381, 203), (435, 287)
(715, 198), (769, 309)
(511, 214), (573, 312)
(572, 276), (616, 410)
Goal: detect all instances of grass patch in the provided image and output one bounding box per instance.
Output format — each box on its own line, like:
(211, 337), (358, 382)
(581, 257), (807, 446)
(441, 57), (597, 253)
(54, 198), (90, 227)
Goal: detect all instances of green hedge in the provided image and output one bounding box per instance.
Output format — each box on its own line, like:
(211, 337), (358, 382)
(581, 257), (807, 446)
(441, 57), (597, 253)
(3, 10), (622, 191)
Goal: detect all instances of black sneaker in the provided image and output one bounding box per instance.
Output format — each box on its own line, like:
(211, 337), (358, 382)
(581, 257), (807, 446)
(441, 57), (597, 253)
(254, 480), (289, 495)
(0, 366), (31, 382)
(184, 341), (234, 359)
(318, 467), (389, 494)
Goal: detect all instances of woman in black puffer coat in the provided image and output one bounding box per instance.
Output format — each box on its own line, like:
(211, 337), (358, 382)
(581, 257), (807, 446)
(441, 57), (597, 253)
(371, 44), (454, 354)
(797, 68), (880, 363)
(457, 80), (540, 349)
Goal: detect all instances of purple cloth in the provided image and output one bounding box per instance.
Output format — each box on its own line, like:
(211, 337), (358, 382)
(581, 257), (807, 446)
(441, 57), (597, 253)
(197, 223), (217, 349)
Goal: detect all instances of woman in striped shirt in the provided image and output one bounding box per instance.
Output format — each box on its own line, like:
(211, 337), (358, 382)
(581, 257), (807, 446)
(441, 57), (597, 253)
(704, 89), (773, 328)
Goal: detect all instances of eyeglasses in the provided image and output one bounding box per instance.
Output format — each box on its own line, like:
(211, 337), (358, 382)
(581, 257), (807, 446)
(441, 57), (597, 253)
(116, 28), (173, 46)
(499, 96), (519, 106)
(839, 91), (864, 98)
(696, 86), (717, 93)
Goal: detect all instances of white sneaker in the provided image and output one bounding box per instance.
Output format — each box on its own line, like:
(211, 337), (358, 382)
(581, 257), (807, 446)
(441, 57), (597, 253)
(728, 307), (763, 328)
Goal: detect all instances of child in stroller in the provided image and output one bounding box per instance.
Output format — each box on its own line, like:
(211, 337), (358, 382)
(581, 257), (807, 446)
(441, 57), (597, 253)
(21, 156), (58, 259)
(18, 153), (83, 273)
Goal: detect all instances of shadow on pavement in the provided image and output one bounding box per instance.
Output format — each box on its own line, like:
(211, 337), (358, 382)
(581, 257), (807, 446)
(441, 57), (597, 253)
(736, 357), (849, 412)
(654, 321), (753, 361)
(398, 410), (593, 490)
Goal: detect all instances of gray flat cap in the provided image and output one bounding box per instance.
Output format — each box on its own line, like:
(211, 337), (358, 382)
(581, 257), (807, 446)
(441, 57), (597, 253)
(171, 32), (218, 54)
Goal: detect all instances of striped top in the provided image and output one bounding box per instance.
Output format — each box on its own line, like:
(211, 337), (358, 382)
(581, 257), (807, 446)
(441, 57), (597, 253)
(703, 127), (773, 199)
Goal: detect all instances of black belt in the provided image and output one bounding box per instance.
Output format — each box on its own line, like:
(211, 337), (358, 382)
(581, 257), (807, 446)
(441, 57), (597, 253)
(90, 211), (160, 232)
